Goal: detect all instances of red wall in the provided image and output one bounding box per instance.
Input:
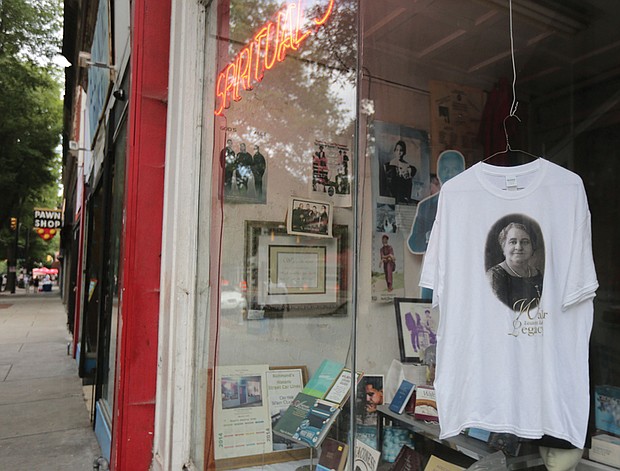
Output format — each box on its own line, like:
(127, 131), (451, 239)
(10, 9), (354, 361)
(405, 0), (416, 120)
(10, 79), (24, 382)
(111, 0), (171, 468)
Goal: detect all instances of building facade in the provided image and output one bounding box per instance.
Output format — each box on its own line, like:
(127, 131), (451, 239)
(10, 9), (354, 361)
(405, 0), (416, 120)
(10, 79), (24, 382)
(62, 1), (620, 470)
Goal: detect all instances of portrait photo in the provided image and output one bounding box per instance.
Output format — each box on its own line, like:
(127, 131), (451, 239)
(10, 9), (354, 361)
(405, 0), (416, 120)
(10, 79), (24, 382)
(287, 197), (333, 238)
(372, 121), (431, 205)
(221, 138), (268, 204)
(484, 214), (545, 310)
(355, 375), (384, 426)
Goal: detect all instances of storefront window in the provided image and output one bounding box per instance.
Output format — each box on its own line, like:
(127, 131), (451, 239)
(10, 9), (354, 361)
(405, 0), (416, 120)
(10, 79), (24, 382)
(200, 0), (620, 469)
(205, 0), (358, 468)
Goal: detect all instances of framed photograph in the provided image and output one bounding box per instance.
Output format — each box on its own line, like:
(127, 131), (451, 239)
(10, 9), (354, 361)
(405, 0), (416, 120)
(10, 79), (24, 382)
(394, 298), (439, 363)
(220, 138), (268, 204)
(287, 197), (333, 238)
(245, 221), (348, 317)
(372, 121), (431, 205)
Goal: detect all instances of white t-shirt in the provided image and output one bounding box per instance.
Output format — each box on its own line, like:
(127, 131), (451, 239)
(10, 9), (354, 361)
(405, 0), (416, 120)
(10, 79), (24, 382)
(420, 159), (598, 448)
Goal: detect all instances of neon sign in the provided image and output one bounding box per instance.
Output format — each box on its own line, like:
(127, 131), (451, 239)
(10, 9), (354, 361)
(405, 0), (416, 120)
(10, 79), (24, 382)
(214, 0), (335, 116)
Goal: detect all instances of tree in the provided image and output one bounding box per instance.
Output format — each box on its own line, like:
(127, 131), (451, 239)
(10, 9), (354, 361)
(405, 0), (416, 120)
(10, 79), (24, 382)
(0, 0), (63, 291)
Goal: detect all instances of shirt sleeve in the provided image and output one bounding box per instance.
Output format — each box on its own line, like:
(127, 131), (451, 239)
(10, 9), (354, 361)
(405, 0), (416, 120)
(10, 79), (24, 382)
(561, 201), (598, 311)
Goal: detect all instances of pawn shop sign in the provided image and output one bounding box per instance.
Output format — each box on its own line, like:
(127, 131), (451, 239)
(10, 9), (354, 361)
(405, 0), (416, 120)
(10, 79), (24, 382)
(33, 208), (62, 241)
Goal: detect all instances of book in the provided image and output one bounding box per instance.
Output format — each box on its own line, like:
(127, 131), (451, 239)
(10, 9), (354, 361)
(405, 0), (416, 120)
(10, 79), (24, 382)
(354, 439), (381, 471)
(303, 359), (345, 398)
(291, 398), (340, 447)
(324, 369), (363, 406)
(389, 380), (415, 414)
(318, 438), (349, 471)
(391, 445), (425, 471)
(414, 385), (438, 421)
(272, 392), (316, 441)
(423, 455), (464, 471)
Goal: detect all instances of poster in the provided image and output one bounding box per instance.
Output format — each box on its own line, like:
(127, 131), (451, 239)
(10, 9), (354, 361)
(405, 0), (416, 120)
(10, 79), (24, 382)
(429, 80), (484, 168)
(266, 369), (304, 451)
(371, 231), (404, 302)
(309, 140), (352, 207)
(372, 121), (431, 205)
(220, 138), (268, 204)
(214, 365), (272, 459)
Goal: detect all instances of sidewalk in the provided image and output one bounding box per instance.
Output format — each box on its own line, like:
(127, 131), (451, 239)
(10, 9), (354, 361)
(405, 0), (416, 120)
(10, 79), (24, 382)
(0, 290), (102, 470)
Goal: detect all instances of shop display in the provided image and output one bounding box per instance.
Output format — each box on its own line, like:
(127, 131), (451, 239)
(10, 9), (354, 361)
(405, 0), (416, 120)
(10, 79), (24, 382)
(266, 368), (305, 451)
(420, 158), (598, 448)
(323, 369), (361, 406)
(354, 439), (381, 471)
(244, 221), (349, 317)
(287, 197), (334, 238)
(221, 139), (268, 204)
(272, 360), (352, 448)
(407, 150), (466, 255)
(389, 380), (415, 415)
(317, 438), (349, 471)
(393, 299), (438, 363)
(391, 445), (425, 471)
(589, 434), (620, 468)
(309, 140), (353, 207)
(413, 385), (437, 422)
(429, 80), (485, 168)
(302, 359), (345, 398)
(214, 365), (272, 459)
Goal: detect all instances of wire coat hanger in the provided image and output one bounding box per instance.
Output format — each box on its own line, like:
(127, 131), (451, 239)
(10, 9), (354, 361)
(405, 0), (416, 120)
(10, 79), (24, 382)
(482, 0), (540, 164)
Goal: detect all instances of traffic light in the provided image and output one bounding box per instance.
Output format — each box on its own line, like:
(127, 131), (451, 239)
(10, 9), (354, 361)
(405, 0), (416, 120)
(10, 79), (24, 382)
(10, 217), (17, 231)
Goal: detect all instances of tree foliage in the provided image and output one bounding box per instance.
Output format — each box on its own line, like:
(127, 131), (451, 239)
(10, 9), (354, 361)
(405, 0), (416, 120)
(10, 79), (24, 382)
(0, 0), (63, 269)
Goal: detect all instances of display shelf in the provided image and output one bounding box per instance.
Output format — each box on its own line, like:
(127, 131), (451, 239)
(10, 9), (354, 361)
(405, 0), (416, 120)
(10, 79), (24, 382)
(376, 404), (543, 470)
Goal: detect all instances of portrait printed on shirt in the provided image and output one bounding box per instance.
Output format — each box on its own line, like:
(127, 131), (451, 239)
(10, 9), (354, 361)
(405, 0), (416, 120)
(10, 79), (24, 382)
(484, 214), (545, 312)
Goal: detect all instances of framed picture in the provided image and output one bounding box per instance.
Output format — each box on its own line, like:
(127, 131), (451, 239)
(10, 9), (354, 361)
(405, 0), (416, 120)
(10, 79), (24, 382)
(372, 121), (431, 205)
(287, 197), (333, 238)
(394, 298), (439, 362)
(245, 221), (348, 317)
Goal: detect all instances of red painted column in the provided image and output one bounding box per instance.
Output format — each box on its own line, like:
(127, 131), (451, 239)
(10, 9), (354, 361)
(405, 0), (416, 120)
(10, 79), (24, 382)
(110, 0), (170, 468)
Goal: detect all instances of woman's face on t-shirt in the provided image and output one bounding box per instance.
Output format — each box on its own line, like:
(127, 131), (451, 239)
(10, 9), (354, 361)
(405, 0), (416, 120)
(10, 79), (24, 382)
(502, 227), (533, 264)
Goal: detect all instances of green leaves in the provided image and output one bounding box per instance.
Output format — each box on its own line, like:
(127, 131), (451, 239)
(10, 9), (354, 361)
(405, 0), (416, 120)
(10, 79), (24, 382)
(0, 0), (62, 264)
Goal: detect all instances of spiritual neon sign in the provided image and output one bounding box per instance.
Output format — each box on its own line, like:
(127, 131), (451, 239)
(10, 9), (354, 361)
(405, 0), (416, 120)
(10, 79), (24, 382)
(214, 0), (335, 116)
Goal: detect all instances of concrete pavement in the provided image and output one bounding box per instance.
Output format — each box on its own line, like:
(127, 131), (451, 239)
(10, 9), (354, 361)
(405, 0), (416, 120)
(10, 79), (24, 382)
(0, 289), (102, 470)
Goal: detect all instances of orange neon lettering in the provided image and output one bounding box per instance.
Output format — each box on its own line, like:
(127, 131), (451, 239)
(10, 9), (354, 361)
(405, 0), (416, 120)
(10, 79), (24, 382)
(214, 0), (335, 115)
(263, 18), (279, 70)
(294, 0), (310, 48)
(214, 69), (229, 116)
(253, 26), (268, 82)
(313, 0), (334, 26)
(277, 3), (296, 61)
(224, 62), (240, 102)
(235, 46), (253, 98)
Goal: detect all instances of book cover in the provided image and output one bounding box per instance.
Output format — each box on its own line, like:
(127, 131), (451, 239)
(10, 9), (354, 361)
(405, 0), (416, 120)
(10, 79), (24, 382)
(391, 445), (425, 471)
(272, 392), (316, 440)
(318, 437), (349, 471)
(324, 369), (363, 406)
(389, 380), (415, 414)
(303, 359), (345, 398)
(414, 385), (438, 421)
(354, 439), (381, 471)
(291, 398), (341, 448)
(423, 455), (464, 471)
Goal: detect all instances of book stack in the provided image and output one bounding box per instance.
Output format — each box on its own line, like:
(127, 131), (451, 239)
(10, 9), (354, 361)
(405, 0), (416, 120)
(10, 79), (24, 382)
(273, 359), (362, 448)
